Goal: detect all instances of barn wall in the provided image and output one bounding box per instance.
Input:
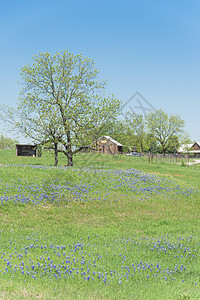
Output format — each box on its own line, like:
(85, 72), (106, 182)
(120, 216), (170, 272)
(90, 137), (121, 154)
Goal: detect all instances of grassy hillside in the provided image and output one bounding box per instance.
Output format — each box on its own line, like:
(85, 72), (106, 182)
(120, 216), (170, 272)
(0, 150), (200, 299)
(1, 149), (200, 189)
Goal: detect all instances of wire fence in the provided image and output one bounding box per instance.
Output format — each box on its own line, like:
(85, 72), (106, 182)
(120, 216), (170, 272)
(123, 152), (200, 170)
(144, 153), (200, 170)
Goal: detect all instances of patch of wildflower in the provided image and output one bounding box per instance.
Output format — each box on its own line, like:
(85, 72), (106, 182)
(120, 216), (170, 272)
(0, 167), (197, 206)
(0, 233), (198, 285)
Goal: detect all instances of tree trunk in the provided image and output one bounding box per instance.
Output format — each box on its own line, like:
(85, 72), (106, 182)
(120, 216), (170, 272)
(140, 140), (144, 153)
(67, 151), (73, 166)
(161, 143), (166, 157)
(54, 142), (58, 166)
(163, 149), (166, 157)
(66, 130), (73, 166)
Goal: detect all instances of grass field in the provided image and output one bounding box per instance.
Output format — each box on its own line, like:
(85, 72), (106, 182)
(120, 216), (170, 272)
(0, 150), (200, 299)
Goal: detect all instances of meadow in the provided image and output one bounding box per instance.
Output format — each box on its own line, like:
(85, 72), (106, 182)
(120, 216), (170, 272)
(0, 150), (200, 299)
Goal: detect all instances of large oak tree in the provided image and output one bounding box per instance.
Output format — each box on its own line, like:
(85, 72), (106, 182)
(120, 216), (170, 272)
(11, 50), (121, 166)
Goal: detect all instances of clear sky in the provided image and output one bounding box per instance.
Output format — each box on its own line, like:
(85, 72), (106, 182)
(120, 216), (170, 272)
(0, 0), (200, 142)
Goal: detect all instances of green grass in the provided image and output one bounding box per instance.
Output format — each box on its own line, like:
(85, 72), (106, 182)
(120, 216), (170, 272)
(0, 150), (200, 299)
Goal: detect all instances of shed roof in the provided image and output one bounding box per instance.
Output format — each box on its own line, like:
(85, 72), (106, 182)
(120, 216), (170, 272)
(16, 144), (37, 147)
(178, 142), (200, 153)
(98, 136), (123, 146)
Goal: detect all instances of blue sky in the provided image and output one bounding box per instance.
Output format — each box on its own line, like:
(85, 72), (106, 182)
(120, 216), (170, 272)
(0, 0), (200, 141)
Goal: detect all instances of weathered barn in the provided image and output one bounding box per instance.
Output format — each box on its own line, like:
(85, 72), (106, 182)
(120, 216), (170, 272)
(91, 136), (123, 154)
(178, 142), (200, 157)
(16, 144), (41, 157)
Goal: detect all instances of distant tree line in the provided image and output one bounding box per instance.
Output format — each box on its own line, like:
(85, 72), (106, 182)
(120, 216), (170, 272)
(0, 134), (18, 150)
(101, 109), (189, 156)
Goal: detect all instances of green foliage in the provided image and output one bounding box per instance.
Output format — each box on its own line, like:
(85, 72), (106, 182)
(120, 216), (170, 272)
(166, 135), (179, 153)
(146, 133), (159, 153)
(124, 112), (147, 152)
(0, 134), (18, 149)
(103, 110), (187, 155)
(146, 109), (185, 156)
(181, 160), (186, 167)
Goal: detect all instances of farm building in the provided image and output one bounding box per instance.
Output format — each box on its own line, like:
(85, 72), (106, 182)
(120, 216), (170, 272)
(16, 144), (42, 157)
(90, 136), (123, 154)
(178, 142), (200, 157)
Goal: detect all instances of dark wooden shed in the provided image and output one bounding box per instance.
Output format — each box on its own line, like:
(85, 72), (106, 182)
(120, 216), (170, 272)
(16, 144), (41, 157)
(91, 136), (123, 154)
